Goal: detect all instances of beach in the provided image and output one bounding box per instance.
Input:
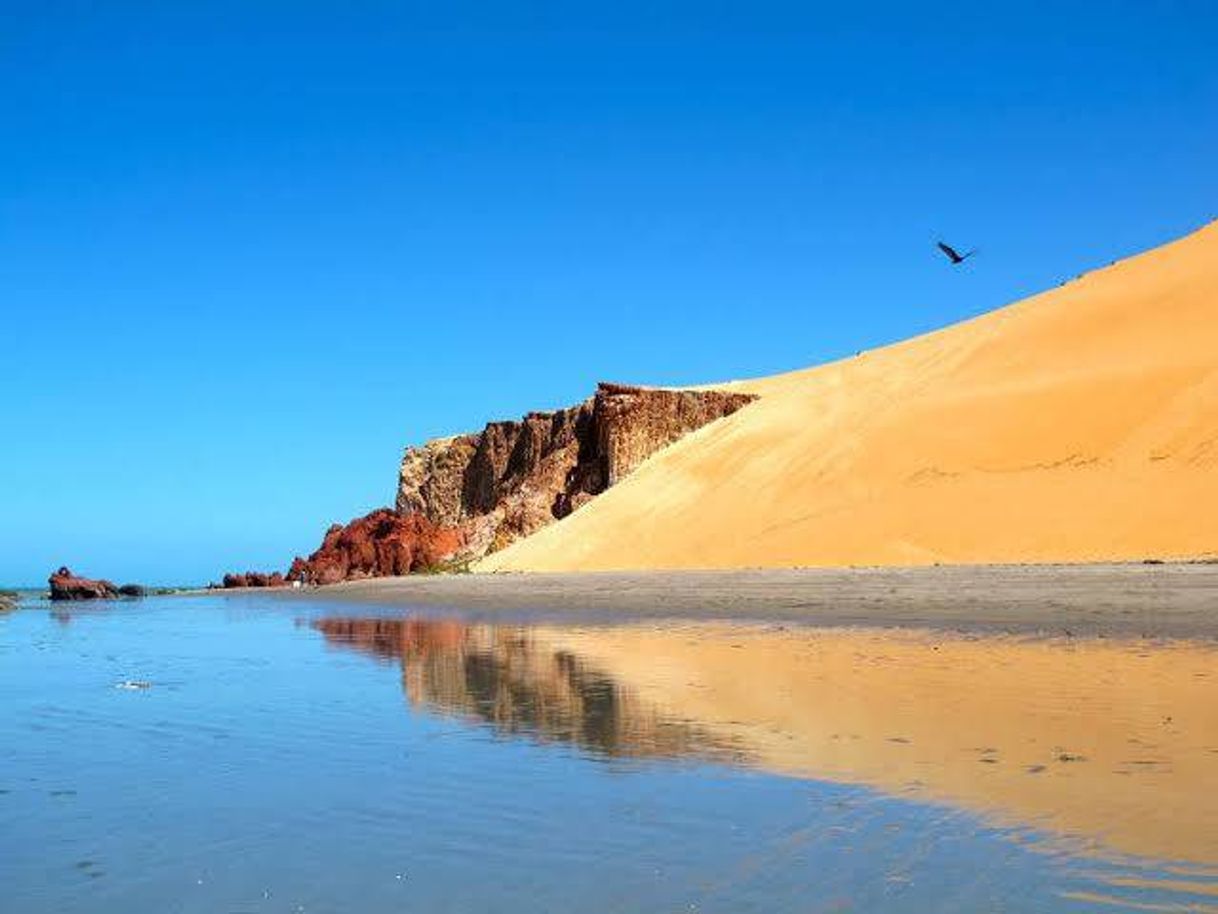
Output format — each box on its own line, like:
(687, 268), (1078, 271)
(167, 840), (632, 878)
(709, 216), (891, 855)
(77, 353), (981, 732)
(15, 592), (1218, 911)
(10, 7), (1215, 910)
(259, 561), (1218, 638)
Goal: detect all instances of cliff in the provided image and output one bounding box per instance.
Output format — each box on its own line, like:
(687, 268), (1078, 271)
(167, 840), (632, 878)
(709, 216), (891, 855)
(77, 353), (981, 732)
(278, 382), (754, 584)
(396, 382), (756, 560)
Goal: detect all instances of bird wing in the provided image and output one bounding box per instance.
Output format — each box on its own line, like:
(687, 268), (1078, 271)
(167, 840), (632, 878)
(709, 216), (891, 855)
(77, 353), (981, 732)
(937, 241), (961, 261)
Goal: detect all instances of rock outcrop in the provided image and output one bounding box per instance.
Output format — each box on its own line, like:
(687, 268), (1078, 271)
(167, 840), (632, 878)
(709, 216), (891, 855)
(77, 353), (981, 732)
(286, 509), (465, 586)
(397, 382), (755, 559)
(48, 567), (119, 601)
(220, 571), (288, 589)
(216, 382), (754, 587)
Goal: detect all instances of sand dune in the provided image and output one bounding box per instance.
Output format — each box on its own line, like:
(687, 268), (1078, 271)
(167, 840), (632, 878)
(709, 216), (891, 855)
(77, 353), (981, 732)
(481, 221), (1218, 571)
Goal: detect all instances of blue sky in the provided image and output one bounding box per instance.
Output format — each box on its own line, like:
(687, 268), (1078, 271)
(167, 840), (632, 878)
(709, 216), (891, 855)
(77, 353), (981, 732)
(2, 1), (1215, 585)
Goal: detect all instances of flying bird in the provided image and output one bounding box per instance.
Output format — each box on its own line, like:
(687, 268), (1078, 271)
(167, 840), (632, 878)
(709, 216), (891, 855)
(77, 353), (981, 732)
(936, 240), (976, 265)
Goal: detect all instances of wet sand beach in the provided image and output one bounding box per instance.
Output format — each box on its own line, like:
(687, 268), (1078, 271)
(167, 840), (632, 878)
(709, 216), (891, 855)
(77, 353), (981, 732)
(10, 590), (1218, 911)
(270, 562), (1218, 638)
(181, 561), (1218, 900)
(523, 623), (1218, 868)
(316, 615), (1218, 869)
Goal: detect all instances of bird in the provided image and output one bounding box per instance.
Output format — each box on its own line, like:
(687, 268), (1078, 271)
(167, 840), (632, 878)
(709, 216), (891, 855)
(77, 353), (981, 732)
(936, 240), (976, 265)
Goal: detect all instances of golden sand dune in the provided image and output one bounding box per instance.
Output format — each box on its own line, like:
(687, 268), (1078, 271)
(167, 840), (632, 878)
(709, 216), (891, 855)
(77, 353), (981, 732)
(482, 221), (1218, 571)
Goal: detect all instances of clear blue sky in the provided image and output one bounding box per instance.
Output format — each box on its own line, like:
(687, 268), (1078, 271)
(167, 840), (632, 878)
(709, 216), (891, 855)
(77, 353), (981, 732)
(2, 1), (1215, 585)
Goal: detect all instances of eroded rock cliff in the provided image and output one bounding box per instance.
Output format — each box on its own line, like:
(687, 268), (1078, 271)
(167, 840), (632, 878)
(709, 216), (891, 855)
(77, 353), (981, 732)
(269, 382), (754, 585)
(397, 382), (756, 559)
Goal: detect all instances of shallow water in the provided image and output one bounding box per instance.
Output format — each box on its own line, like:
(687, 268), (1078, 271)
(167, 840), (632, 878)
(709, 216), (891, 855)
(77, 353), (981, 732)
(3, 595), (1218, 912)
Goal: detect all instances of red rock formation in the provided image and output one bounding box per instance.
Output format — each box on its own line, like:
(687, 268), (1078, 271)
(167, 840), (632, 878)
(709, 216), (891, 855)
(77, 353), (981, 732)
(220, 571), (288, 589)
(397, 382), (756, 558)
(214, 382), (752, 587)
(48, 567), (119, 601)
(286, 509), (465, 586)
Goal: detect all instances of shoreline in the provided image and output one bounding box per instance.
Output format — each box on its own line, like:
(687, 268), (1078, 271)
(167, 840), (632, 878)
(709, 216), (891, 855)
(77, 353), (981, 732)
(231, 561), (1218, 639)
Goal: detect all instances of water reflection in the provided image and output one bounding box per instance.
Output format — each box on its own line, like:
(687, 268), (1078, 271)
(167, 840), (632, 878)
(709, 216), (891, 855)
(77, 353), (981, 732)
(315, 618), (742, 763)
(316, 617), (1218, 873)
(9, 599), (1218, 912)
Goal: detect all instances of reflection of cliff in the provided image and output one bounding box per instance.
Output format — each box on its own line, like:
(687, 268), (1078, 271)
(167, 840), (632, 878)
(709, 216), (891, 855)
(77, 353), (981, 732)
(317, 617), (1218, 869)
(314, 618), (738, 763)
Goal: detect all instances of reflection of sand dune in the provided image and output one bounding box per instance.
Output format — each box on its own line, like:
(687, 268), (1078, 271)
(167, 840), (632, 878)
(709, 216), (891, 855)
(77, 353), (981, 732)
(484, 221), (1218, 571)
(527, 624), (1218, 868)
(317, 618), (1218, 868)
(314, 618), (738, 763)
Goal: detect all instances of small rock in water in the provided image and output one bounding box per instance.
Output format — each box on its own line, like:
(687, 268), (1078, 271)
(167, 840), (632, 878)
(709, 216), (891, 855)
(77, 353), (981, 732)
(115, 680), (152, 691)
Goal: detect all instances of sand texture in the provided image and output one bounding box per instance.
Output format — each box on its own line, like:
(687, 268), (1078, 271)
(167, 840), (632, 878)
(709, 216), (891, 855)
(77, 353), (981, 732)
(481, 221), (1218, 571)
